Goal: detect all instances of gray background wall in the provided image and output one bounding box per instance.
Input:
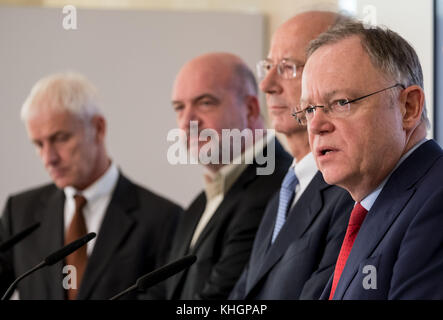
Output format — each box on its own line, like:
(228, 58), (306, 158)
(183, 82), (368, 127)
(0, 6), (265, 209)
(0, 2), (438, 212)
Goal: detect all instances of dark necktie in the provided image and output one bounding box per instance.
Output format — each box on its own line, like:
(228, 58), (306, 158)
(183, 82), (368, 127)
(65, 194), (88, 300)
(329, 202), (368, 299)
(271, 168), (299, 243)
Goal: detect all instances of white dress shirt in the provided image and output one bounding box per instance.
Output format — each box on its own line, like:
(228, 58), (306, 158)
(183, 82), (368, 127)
(290, 152), (318, 209)
(63, 162), (119, 255)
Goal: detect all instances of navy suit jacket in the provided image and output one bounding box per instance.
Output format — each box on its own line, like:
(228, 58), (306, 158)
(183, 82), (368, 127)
(0, 173), (181, 300)
(321, 140), (443, 300)
(229, 169), (354, 300)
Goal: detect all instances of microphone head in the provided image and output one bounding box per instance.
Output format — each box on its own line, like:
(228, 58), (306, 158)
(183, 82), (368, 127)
(0, 222), (41, 252)
(137, 254), (197, 291)
(44, 232), (96, 266)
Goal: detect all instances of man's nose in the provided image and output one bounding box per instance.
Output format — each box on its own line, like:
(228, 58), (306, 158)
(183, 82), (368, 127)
(259, 67), (282, 95)
(41, 143), (60, 167)
(308, 108), (335, 136)
(179, 106), (199, 132)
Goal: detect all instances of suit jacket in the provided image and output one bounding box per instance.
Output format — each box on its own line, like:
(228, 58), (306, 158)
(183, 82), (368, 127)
(161, 140), (291, 300)
(229, 169), (354, 300)
(0, 173), (182, 300)
(320, 140), (443, 300)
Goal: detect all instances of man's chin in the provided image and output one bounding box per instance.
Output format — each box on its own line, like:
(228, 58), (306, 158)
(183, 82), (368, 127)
(274, 122), (306, 136)
(51, 176), (71, 189)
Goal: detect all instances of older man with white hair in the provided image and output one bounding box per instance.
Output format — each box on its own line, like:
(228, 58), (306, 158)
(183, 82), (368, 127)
(0, 72), (181, 300)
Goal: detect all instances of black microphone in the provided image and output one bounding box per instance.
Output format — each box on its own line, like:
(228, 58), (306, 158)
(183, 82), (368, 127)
(109, 254), (197, 300)
(0, 222), (40, 252)
(1, 232), (96, 300)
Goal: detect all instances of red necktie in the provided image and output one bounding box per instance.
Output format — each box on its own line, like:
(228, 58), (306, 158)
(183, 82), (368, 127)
(65, 194), (88, 300)
(329, 202), (368, 300)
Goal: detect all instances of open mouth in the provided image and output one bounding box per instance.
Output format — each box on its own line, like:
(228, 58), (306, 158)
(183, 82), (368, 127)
(321, 149), (334, 155)
(317, 147), (337, 157)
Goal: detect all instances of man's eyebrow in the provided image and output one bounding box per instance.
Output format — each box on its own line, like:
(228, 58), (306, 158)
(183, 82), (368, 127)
(323, 90), (340, 102)
(32, 130), (66, 144)
(171, 93), (220, 107)
(192, 93), (219, 104)
(301, 90), (341, 106)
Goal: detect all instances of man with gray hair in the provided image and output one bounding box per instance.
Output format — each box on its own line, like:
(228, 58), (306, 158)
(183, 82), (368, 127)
(0, 72), (182, 300)
(296, 21), (443, 299)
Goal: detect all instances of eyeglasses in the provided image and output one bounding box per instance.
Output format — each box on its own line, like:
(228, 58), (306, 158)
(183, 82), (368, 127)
(256, 59), (303, 80)
(292, 83), (405, 125)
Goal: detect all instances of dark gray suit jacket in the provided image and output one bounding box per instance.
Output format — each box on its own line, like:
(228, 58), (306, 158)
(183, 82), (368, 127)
(0, 173), (182, 300)
(229, 170), (354, 300)
(158, 140), (291, 300)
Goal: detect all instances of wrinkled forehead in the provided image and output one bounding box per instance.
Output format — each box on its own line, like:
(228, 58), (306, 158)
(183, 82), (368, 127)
(301, 36), (381, 101)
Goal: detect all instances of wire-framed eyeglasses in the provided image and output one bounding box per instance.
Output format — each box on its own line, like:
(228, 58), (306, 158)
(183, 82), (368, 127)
(292, 83), (405, 125)
(256, 59), (303, 80)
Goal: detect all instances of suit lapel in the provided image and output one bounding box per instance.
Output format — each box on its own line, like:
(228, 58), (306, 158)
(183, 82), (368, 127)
(191, 138), (285, 253)
(248, 172), (328, 290)
(168, 164), (257, 299)
(167, 193), (206, 299)
(78, 174), (136, 299)
(176, 193), (206, 257)
(37, 187), (65, 299)
(245, 196), (278, 290)
(320, 274), (333, 300)
(190, 163), (257, 252)
(334, 187), (415, 299)
(333, 140), (442, 299)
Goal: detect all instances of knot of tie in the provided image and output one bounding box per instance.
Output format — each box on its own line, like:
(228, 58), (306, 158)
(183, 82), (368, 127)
(281, 168), (298, 191)
(74, 194), (87, 212)
(349, 202), (368, 226)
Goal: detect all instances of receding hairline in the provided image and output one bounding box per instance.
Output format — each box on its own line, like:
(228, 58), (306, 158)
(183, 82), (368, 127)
(175, 52), (258, 97)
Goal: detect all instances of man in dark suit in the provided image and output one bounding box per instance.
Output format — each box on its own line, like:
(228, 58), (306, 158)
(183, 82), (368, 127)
(298, 21), (443, 299)
(156, 52), (291, 300)
(229, 12), (354, 300)
(0, 72), (181, 300)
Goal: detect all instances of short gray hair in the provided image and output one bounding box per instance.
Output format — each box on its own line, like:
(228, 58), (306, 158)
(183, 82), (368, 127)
(307, 21), (430, 128)
(21, 72), (102, 122)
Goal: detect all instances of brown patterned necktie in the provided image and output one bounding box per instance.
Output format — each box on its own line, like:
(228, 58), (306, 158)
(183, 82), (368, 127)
(65, 194), (88, 300)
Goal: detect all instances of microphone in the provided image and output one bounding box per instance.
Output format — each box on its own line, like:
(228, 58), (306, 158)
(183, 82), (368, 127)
(109, 254), (197, 300)
(1, 232), (96, 300)
(0, 222), (40, 252)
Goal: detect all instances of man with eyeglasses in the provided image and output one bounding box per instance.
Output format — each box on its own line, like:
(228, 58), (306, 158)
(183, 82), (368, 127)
(300, 21), (443, 299)
(230, 11), (355, 300)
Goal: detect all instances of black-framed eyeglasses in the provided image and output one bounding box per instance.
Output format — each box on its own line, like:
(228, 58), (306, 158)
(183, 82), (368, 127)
(256, 59), (303, 80)
(292, 83), (405, 125)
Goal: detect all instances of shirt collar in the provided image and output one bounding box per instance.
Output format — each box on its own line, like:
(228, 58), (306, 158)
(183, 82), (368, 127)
(291, 152), (317, 188)
(203, 131), (274, 200)
(360, 138), (428, 211)
(64, 162), (119, 204)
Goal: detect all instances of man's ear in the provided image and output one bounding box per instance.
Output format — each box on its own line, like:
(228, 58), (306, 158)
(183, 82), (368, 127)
(399, 85), (425, 132)
(245, 95), (261, 126)
(91, 115), (106, 143)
